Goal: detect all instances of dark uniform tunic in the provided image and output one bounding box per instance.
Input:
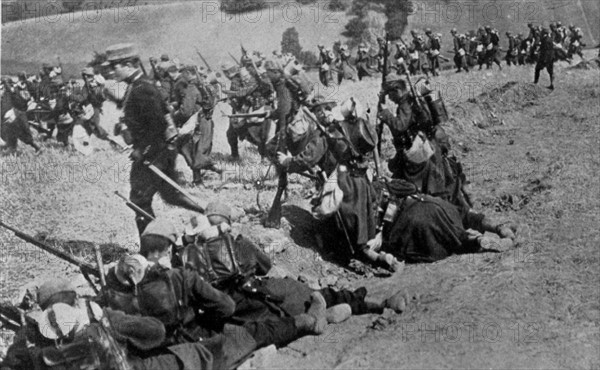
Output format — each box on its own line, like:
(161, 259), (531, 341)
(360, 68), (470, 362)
(1, 85), (37, 150)
(122, 70), (205, 233)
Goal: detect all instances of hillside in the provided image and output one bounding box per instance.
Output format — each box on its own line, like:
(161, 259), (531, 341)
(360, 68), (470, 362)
(405, 0), (599, 53)
(2, 0), (598, 76)
(1, 2), (352, 76)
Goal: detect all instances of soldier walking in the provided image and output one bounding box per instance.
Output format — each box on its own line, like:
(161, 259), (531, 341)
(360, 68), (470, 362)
(103, 43), (206, 234)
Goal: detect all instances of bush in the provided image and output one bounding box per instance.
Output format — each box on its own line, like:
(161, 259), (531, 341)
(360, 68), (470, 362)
(221, 0), (267, 14)
(342, 16), (369, 39)
(327, 0), (348, 12)
(281, 27), (303, 58)
(299, 50), (319, 66)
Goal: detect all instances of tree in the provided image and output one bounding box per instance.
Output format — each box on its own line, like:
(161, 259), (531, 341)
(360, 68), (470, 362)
(327, 0), (348, 12)
(221, 0), (267, 14)
(299, 50), (318, 66)
(281, 27), (302, 58)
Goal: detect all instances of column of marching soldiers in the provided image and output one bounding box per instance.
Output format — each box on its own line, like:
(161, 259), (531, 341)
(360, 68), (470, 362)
(0, 22), (589, 370)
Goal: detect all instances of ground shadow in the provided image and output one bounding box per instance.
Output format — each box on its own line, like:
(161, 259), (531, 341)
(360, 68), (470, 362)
(281, 204), (352, 267)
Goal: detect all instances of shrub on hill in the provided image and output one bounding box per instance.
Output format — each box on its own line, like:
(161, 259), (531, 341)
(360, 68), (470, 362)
(221, 0), (268, 13)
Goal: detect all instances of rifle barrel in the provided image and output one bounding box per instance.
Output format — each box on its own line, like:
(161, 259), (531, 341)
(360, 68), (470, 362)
(0, 221), (99, 278)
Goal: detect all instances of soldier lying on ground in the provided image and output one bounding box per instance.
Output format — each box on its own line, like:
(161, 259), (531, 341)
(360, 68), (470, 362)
(1, 278), (217, 370)
(178, 202), (408, 323)
(103, 218), (331, 366)
(376, 74), (517, 262)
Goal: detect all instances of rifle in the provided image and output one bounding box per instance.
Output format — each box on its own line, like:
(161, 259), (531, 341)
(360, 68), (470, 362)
(228, 52), (241, 67)
(195, 47), (212, 72)
(114, 191), (155, 221)
(375, 33), (389, 177)
(143, 161), (207, 212)
(398, 38), (423, 110)
(0, 221), (101, 291)
(0, 301), (22, 332)
(139, 60), (148, 77)
(227, 111), (268, 119)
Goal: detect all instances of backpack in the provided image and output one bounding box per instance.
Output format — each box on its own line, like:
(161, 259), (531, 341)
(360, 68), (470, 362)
(135, 265), (183, 329)
(180, 233), (243, 287)
(33, 302), (131, 370)
(285, 72), (313, 102)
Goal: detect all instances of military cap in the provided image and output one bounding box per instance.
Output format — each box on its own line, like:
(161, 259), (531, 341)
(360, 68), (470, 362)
(376, 36), (384, 42)
(527, 23), (533, 28)
(425, 28), (432, 34)
(410, 29), (417, 35)
(142, 218), (178, 244)
(81, 67), (94, 76)
(115, 254), (149, 286)
(556, 21), (562, 27)
(206, 202), (232, 222)
(221, 61), (239, 75)
(164, 62), (179, 73)
(506, 31), (512, 36)
(38, 278), (76, 310)
(450, 28), (457, 34)
(485, 25), (491, 31)
(103, 43), (139, 65)
(196, 66), (208, 77)
(160, 54), (170, 61)
(263, 58), (283, 71)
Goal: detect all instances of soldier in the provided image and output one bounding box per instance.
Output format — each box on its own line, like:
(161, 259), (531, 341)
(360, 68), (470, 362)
(408, 30), (430, 76)
(355, 43), (377, 80)
(317, 44), (335, 86)
(550, 23), (571, 62)
(2, 277), (242, 370)
(1, 78), (41, 153)
(104, 219), (330, 360)
(425, 29), (441, 76)
(175, 65), (222, 185)
(451, 28), (469, 73)
(222, 60), (274, 159)
(567, 25), (585, 60)
(505, 31), (518, 66)
(102, 43), (206, 234)
(517, 33), (529, 65)
(336, 44), (357, 84)
(534, 28), (556, 90)
(484, 26), (502, 70)
(394, 42), (409, 75)
(77, 67), (109, 140)
(180, 202), (407, 321)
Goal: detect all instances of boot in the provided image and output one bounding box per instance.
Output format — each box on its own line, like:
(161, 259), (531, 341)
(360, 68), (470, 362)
(192, 170), (204, 186)
(326, 304), (352, 324)
(384, 291), (410, 313)
(297, 292), (327, 335)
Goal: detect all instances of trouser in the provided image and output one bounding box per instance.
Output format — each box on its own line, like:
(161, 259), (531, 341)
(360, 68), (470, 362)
(453, 54), (468, 71)
(83, 107), (109, 140)
(1, 109), (38, 150)
(428, 55), (439, 75)
(505, 52), (517, 65)
(534, 61), (554, 85)
(129, 148), (205, 234)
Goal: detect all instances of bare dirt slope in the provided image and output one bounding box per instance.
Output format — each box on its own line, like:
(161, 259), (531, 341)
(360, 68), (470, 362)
(1, 56), (599, 367)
